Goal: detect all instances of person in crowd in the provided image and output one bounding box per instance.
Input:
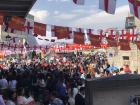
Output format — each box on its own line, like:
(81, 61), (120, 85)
(0, 75), (8, 90)
(0, 51), (131, 105)
(0, 89), (5, 105)
(8, 75), (17, 92)
(17, 88), (28, 105)
(75, 87), (85, 105)
(49, 91), (64, 105)
(5, 90), (15, 105)
(119, 68), (125, 74)
(68, 88), (75, 105)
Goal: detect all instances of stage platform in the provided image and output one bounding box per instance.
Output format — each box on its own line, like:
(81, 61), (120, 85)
(86, 74), (140, 105)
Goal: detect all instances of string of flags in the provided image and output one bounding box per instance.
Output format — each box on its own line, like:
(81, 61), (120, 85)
(0, 13), (140, 51)
(73, 0), (140, 19)
(0, 0), (140, 51)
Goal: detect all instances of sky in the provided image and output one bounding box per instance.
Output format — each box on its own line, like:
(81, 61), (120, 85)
(29, 0), (130, 30)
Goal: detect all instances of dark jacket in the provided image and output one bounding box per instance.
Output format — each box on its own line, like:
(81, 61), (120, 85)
(75, 93), (85, 105)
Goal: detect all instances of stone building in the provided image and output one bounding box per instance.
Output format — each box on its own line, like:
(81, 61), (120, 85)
(107, 43), (140, 73)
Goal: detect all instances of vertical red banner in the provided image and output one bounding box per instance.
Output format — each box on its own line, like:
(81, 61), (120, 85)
(34, 22), (46, 36)
(73, 32), (85, 45)
(119, 39), (131, 50)
(52, 26), (70, 39)
(9, 16), (26, 31)
(89, 34), (101, 48)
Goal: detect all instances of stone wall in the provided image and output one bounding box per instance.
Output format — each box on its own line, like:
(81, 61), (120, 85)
(107, 43), (140, 73)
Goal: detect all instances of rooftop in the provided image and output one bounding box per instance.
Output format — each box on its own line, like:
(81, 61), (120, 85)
(0, 0), (37, 17)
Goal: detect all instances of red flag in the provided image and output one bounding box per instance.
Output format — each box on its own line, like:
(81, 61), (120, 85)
(136, 41), (140, 50)
(125, 32), (133, 41)
(0, 13), (4, 25)
(34, 22), (46, 36)
(52, 26), (71, 39)
(119, 39), (131, 50)
(120, 30), (125, 39)
(107, 37), (118, 47)
(9, 16), (26, 31)
(89, 34), (101, 47)
(99, 29), (105, 40)
(73, 32), (85, 44)
(108, 30), (115, 38)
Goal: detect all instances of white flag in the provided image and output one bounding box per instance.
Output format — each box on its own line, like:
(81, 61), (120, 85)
(99, 0), (117, 14)
(128, 0), (140, 19)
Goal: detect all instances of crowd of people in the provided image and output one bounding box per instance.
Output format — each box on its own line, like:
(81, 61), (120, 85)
(0, 51), (136, 105)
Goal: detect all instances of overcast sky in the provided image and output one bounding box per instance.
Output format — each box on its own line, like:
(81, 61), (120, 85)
(29, 0), (130, 30)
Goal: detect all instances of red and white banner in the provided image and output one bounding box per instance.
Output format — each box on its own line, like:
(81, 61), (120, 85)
(136, 41), (140, 50)
(119, 39), (131, 51)
(128, 0), (140, 19)
(24, 19), (34, 35)
(9, 16), (26, 31)
(99, 0), (117, 14)
(34, 22), (46, 36)
(125, 32), (134, 41)
(107, 37), (118, 47)
(51, 26), (71, 39)
(120, 30), (125, 39)
(73, 0), (85, 5)
(73, 32), (85, 44)
(88, 34), (101, 48)
(0, 13), (4, 25)
(108, 30), (115, 39)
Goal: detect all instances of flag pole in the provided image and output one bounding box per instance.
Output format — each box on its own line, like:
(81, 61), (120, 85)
(137, 41), (138, 73)
(136, 28), (139, 73)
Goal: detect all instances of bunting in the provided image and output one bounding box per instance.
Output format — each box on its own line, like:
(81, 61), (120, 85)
(34, 22), (46, 36)
(119, 39), (131, 51)
(128, 0), (140, 19)
(125, 32), (134, 41)
(120, 30), (125, 39)
(99, 0), (117, 14)
(136, 41), (140, 50)
(88, 34), (101, 48)
(9, 16), (26, 31)
(108, 30), (115, 39)
(73, 32), (85, 44)
(107, 37), (118, 47)
(25, 21), (33, 35)
(52, 26), (71, 39)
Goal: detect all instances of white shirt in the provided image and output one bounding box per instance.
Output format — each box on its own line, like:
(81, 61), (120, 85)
(25, 96), (35, 105)
(68, 97), (75, 105)
(73, 88), (78, 98)
(8, 80), (17, 90)
(5, 100), (15, 105)
(0, 78), (8, 89)
(80, 74), (85, 80)
(95, 73), (101, 78)
(17, 96), (27, 105)
(0, 95), (5, 105)
(120, 71), (125, 75)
